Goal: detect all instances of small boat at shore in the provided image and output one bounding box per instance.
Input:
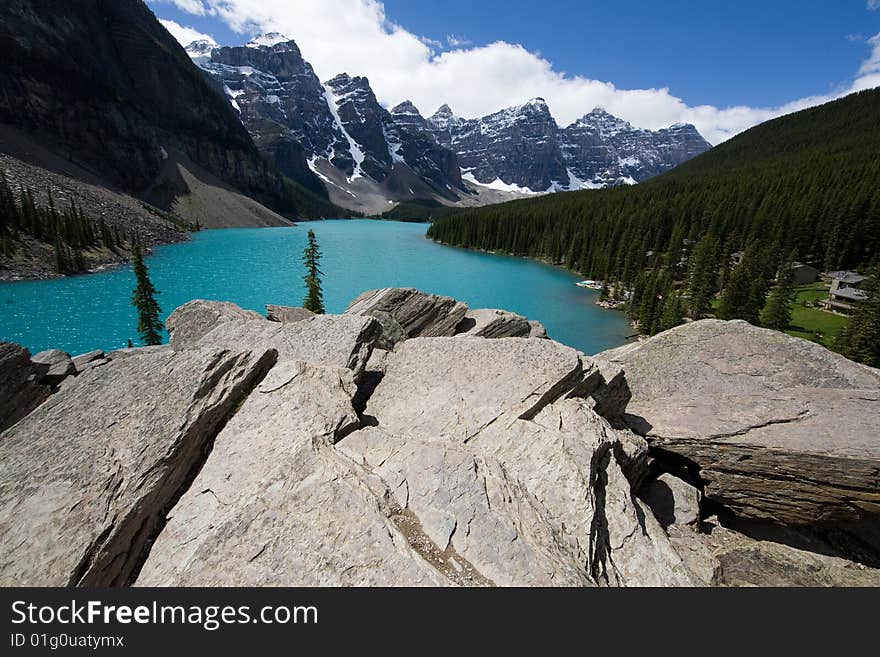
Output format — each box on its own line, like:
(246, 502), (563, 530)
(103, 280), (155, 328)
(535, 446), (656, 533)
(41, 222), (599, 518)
(576, 280), (604, 290)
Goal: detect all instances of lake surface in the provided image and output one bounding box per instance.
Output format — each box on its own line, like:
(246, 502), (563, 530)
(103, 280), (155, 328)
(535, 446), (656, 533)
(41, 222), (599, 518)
(0, 220), (632, 356)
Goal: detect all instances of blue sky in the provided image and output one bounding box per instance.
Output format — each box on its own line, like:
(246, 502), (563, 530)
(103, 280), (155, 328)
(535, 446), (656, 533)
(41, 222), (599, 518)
(149, 0), (880, 143)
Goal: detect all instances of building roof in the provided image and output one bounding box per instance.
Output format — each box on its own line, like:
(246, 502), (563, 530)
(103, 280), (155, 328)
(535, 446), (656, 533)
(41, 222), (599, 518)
(828, 270), (867, 285)
(831, 287), (868, 302)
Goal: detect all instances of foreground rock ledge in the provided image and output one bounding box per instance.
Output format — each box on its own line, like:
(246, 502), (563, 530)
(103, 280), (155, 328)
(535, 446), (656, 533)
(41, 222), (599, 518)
(1, 292), (879, 586)
(598, 319), (880, 565)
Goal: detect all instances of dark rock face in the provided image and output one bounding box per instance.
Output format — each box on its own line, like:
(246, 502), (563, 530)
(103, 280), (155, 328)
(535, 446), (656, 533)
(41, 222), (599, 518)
(199, 39), (347, 193)
(0, 0), (298, 214)
(0, 343), (49, 432)
(426, 103), (712, 192)
(430, 99), (568, 192)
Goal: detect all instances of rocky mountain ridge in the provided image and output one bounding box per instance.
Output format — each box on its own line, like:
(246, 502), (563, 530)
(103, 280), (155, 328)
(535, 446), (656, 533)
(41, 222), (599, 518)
(185, 33), (712, 209)
(1, 289), (878, 587)
(188, 37), (469, 214)
(427, 102), (712, 192)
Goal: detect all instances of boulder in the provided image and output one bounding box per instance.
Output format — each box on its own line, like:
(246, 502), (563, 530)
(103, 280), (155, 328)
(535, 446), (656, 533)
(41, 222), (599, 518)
(72, 350), (105, 373)
(0, 342), (49, 432)
(345, 288), (468, 340)
(166, 300), (263, 350)
(0, 346), (277, 586)
(192, 314), (381, 380)
(597, 319), (880, 563)
(528, 320), (548, 339)
(266, 304), (314, 324)
(641, 473), (701, 527)
(454, 308), (537, 339)
(364, 310), (407, 350)
(338, 426), (591, 586)
(31, 349), (76, 385)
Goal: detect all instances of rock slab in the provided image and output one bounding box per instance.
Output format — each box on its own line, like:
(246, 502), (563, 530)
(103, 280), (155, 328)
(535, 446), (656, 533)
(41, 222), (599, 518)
(598, 319), (880, 564)
(0, 346), (277, 586)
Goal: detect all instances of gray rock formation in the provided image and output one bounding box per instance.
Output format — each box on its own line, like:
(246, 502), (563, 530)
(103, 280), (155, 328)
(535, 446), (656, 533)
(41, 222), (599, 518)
(190, 315), (381, 381)
(137, 363), (453, 586)
(346, 288), (468, 340)
(454, 308), (541, 339)
(266, 304), (315, 324)
(0, 342), (49, 432)
(166, 300), (263, 350)
(598, 319), (880, 564)
(641, 473), (701, 528)
(358, 336), (692, 586)
(72, 350), (105, 373)
(31, 349), (76, 385)
(0, 345), (277, 586)
(666, 519), (880, 587)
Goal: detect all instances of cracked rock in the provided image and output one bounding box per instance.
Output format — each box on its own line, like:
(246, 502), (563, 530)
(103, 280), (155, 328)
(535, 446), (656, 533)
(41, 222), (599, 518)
(137, 364), (449, 586)
(345, 288), (468, 339)
(0, 346), (277, 586)
(598, 319), (880, 564)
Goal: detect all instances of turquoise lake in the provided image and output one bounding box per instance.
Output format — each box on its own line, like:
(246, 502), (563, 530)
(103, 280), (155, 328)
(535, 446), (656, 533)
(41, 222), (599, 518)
(0, 220), (632, 356)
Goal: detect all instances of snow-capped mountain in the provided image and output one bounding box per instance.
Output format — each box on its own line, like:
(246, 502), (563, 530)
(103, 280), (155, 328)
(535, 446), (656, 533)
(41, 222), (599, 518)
(425, 103), (712, 192)
(560, 109), (712, 188)
(186, 35), (466, 212)
(184, 33), (712, 209)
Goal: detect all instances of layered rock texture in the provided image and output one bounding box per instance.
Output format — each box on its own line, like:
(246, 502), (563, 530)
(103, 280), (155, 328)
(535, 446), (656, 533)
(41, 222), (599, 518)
(598, 320), (880, 566)
(1, 294), (878, 586)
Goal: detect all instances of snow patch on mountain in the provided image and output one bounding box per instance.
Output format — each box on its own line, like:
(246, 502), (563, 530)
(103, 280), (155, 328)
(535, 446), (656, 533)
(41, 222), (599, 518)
(322, 84), (365, 180)
(247, 33), (290, 49)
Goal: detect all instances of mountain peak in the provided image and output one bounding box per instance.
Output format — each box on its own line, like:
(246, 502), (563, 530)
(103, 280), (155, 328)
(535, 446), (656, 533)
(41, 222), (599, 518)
(391, 100), (423, 117)
(184, 39), (218, 60)
(246, 32), (292, 49)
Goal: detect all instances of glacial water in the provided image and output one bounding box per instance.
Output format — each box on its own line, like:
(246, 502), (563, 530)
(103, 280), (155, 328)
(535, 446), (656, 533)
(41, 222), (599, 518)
(0, 220), (633, 356)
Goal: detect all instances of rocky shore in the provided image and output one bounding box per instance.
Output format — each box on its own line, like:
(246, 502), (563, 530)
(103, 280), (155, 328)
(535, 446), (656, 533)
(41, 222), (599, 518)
(1, 288), (878, 586)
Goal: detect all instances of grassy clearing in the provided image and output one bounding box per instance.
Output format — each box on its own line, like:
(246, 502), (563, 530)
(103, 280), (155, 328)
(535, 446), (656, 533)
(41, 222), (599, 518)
(786, 282), (848, 348)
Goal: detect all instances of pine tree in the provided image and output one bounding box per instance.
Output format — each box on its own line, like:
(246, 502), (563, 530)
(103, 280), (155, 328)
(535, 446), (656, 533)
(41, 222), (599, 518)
(685, 233), (720, 319)
(131, 242), (163, 346)
(658, 292), (686, 333)
(302, 229), (325, 314)
(835, 269), (880, 367)
(760, 252), (796, 331)
(717, 244), (768, 323)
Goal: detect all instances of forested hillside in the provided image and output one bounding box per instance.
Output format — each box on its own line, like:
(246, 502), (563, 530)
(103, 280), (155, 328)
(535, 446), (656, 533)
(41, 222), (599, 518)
(428, 89), (880, 362)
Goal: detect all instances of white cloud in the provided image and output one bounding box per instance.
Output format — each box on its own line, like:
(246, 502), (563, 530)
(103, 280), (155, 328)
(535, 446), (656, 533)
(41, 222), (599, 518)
(868, 1), (879, 10)
(446, 35), (471, 48)
(150, 0), (208, 15)
(161, 0), (880, 144)
(159, 18), (215, 46)
(859, 33), (880, 75)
